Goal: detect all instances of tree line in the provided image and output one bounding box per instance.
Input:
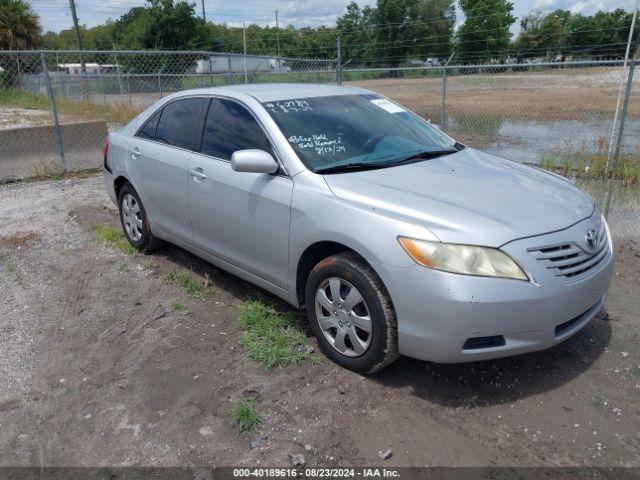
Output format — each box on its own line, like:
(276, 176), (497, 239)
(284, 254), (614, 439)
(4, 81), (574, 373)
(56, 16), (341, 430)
(1, 0), (639, 65)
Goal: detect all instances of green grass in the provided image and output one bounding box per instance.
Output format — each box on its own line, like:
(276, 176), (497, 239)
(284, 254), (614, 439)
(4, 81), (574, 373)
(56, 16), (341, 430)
(117, 263), (130, 273)
(142, 259), (156, 270)
(0, 89), (142, 125)
(538, 147), (640, 186)
(229, 399), (262, 433)
(166, 269), (214, 298)
(236, 300), (311, 370)
(0, 250), (22, 283)
(89, 224), (136, 254)
(171, 301), (191, 315)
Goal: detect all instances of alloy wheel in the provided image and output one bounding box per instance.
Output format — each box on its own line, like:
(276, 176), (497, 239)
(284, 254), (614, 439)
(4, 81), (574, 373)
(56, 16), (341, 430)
(121, 193), (143, 242)
(314, 277), (372, 357)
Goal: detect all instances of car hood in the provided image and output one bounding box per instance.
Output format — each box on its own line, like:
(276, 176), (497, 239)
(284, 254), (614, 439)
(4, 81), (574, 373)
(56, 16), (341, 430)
(322, 148), (594, 247)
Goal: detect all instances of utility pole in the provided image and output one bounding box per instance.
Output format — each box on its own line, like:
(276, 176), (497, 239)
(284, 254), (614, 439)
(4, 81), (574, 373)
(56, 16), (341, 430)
(201, 0), (206, 23)
(69, 0), (88, 99)
(336, 36), (342, 85)
(243, 22), (248, 84)
(275, 10), (281, 71)
(69, 0), (86, 75)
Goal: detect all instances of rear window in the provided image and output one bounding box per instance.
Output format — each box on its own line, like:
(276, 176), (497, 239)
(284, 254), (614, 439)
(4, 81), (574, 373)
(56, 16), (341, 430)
(137, 110), (160, 140)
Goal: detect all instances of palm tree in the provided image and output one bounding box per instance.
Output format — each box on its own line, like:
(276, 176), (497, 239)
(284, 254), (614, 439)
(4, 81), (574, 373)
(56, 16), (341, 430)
(0, 0), (42, 50)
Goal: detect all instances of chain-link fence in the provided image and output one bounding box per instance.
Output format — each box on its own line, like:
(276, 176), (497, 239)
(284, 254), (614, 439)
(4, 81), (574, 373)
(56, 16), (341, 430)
(0, 49), (637, 237)
(0, 49), (335, 179)
(342, 59), (639, 238)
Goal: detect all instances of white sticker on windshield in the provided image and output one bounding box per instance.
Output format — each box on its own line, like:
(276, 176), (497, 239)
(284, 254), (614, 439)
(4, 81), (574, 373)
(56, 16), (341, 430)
(370, 98), (406, 113)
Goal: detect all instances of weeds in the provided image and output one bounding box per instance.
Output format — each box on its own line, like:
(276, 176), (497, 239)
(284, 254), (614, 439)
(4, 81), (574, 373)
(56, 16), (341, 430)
(117, 263), (130, 273)
(236, 300), (311, 370)
(0, 251), (22, 283)
(0, 89), (142, 125)
(171, 301), (190, 315)
(30, 160), (64, 181)
(90, 224), (136, 254)
(166, 269), (214, 298)
(537, 140), (640, 185)
(229, 399), (262, 433)
(142, 259), (156, 270)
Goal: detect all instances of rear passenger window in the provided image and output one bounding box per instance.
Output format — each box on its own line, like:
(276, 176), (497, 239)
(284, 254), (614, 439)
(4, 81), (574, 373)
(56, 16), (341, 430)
(201, 98), (273, 160)
(137, 110), (160, 140)
(155, 98), (206, 150)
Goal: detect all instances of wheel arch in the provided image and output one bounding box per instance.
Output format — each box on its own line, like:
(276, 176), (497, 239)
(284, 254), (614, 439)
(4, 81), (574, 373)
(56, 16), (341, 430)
(295, 240), (385, 308)
(113, 175), (131, 201)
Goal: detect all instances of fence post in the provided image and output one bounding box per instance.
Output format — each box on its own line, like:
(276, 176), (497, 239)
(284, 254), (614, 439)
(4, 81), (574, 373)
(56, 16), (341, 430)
(127, 69), (132, 105)
(102, 75), (106, 104)
(611, 59), (636, 174)
(440, 53), (454, 130)
(336, 37), (342, 85)
(158, 66), (163, 99)
(440, 66), (447, 130)
(16, 55), (22, 90)
(227, 55), (233, 85)
(40, 51), (67, 173)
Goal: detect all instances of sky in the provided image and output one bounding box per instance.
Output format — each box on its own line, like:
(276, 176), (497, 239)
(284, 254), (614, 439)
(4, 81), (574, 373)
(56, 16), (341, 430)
(33, 0), (638, 36)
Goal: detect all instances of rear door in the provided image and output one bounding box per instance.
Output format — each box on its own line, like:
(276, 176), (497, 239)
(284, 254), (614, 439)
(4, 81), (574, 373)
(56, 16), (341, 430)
(187, 97), (293, 289)
(127, 97), (207, 241)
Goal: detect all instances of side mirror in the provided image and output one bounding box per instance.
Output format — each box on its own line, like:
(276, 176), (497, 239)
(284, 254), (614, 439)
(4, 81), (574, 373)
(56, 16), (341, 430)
(231, 149), (279, 174)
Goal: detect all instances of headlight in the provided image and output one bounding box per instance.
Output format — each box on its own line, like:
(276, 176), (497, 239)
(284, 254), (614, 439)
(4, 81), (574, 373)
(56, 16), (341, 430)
(398, 237), (529, 281)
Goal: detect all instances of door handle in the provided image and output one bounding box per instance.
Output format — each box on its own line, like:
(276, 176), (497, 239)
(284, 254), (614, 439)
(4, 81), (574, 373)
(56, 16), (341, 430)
(189, 168), (208, 181)
(131, 147), (140, 159)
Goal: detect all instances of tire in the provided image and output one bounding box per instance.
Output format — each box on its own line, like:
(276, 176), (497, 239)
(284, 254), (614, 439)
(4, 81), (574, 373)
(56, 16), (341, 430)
(305, 252), (399, 374)
(118, 183), (160, 253)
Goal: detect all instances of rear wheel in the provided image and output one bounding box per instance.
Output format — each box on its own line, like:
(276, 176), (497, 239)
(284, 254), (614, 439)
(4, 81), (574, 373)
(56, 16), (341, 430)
(305, 252), (398, 373)
(118, 183), (160, 253)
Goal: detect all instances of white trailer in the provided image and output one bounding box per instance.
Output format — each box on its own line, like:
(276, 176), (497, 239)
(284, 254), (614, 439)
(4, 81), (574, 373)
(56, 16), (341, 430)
(196, 56), (290, 74)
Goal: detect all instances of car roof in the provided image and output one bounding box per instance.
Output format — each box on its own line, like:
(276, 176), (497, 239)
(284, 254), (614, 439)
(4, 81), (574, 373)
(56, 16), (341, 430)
(176, 83), (373, 102)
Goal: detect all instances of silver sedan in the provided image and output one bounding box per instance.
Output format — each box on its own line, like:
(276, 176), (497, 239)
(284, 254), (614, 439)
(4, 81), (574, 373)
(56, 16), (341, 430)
(103, 84), (614, 373)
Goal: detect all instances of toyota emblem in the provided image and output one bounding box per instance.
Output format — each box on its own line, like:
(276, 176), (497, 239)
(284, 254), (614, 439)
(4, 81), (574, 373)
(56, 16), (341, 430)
(585, 229), (598, 251)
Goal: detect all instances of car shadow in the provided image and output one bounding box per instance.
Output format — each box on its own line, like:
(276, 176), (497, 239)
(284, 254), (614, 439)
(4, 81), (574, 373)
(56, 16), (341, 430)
(156, 239), (612, 408)
(369, 311), (612, 407)
(158, 242), (294, 310)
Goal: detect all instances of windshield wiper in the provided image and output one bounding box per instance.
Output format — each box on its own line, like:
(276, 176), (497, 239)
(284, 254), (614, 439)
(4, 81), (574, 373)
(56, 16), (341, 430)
(315, 145), (464, 175)
(395, 148), (459, 163)
(315, 162), (392, 174)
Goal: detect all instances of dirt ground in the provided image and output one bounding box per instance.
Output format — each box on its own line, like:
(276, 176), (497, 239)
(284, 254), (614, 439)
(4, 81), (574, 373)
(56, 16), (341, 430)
(1, 175), (639, 467)
(349, 67), (640, 121)
(0, 107), (55, 131)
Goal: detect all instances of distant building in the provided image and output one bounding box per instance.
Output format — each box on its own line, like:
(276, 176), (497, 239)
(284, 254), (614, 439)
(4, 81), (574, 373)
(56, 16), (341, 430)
(57, 63), (119, 76)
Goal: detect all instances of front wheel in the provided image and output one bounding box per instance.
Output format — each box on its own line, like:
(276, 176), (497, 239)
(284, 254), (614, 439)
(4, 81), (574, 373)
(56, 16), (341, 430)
(118, 183), (160, 253)
(305, 252), (399, 373)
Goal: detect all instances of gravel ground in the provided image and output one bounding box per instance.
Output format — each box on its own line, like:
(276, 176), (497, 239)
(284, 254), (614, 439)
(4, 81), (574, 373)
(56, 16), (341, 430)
(0, 175), (639, 467)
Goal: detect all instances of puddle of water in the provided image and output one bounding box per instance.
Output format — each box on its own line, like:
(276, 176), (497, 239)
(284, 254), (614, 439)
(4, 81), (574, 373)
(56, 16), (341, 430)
(445, 116), (640, 238)
(447, 116), (640, 164)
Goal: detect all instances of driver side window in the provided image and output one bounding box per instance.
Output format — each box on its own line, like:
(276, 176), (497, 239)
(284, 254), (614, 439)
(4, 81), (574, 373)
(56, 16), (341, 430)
(201, 98), (273, 160)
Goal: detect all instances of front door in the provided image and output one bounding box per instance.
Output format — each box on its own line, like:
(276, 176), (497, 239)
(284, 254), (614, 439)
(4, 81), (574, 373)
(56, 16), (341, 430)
(187, 98), (293, 289)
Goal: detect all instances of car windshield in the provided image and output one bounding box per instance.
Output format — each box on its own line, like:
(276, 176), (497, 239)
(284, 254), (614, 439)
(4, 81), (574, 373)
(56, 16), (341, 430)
(262, 93), (457, 173)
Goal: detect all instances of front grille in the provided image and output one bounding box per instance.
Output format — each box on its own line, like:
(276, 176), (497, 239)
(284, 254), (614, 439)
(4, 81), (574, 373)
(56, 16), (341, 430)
(527, 220), (609, 280)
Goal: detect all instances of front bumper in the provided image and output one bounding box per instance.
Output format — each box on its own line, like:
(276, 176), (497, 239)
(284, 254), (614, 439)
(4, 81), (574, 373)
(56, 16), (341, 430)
(373, 215), (614, 363)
